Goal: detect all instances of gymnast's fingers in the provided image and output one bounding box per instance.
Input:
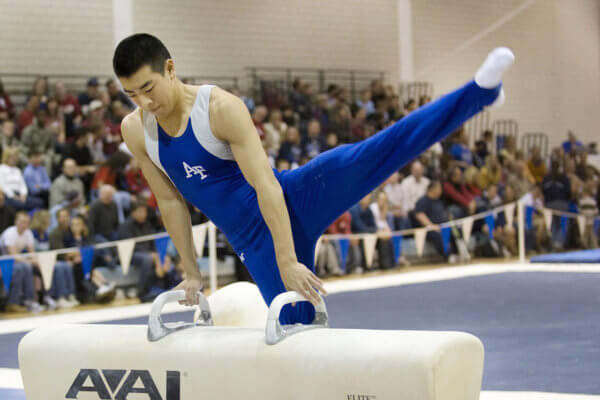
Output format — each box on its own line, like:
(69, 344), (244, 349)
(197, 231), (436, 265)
(308, 274), (327, 296)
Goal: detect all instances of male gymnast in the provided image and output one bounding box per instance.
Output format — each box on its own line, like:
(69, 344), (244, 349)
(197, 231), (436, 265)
(114, 33), (514, 324)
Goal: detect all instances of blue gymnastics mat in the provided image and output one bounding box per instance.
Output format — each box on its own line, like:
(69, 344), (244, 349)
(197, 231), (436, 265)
(530, 249), (600, 263)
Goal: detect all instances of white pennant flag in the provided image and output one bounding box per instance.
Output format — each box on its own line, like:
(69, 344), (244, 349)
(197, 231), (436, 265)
(314, 237), (323, 264)
(192, 224), (207, 257)
(577, 215), (587, 238)
(117, 239), (135, 276)
(363, 234), (377, 268)
(543, 209), (553, 232)
(462, 218), (474, 245)
(415, 228), (427, 258)
(36, 250), (57, 291)
(505, 203), (516, 228)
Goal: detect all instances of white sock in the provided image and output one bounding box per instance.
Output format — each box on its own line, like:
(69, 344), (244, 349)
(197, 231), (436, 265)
(475, 47), (515, 89)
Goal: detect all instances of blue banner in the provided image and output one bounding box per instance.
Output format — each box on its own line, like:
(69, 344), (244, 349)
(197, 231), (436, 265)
(154, 236), (170, 264)
(560, 216), (569, 241)
(338, 239), (349, 272)
(0, 258), (15, 292)
(441, 227), (451, 255)
(392, 235), (403, 260)
(485, 214), (495, 240)
(525, 206), (534, 230)
(80, 246), (95, 280)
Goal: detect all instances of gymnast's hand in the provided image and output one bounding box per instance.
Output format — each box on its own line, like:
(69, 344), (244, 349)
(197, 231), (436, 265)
(279, 261), (327, 306)
(173, 277), (204, 306)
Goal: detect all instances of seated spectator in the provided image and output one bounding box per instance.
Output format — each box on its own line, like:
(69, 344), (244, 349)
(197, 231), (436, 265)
(478, 154), (503, 190)
(324, 132), (339, 151)
(0, 78), (15, 120)
(105, 78), (134, 109)
(251, 105), (267, 141)
(383, 172), (409, 230)
(0, 147), (44, 211)
(326, 211), (362, 274)
(278, 126), (303, 167)
(527, 146), (547, 184)
(448, 127), (473, 168)
(350, 194), (377, 271)
(17, 95), (40, 132)
(443, 166), (476, 218)
(355, 88), (375, 116)
(20, 108), (55, 172)
(473, 130), (493, 167)
(88, 184), (119, 243)
(30, 210), (50, 252)
(562, 131), (583, 154)
(475, 184), (511, 258)
(45, 97), (66, 147)
(579, 181), (598, 249)
(303, 119), (324, 159)
(50, 158), (86, 208)
(23, 151), (51, 207)
(0, 212), (47, 312)
(543, 160), (571, 212)
(61, 127), (96, 189)
(463, 166), (483, 197)
(369, 191), (398, 269)
(328, 103), (352, 143)
(499, 135), (517, 165)
(400, 161), (430, 216)
(0, 191), (15, 234)
(79, 77), (100, 109)
(315, 237), (344, 278)
(49, 190), (84, 231)
(30, 77), (49, 108)
(414, 181), (457, 262)
(351, 107), (368, 141)
(118, 201), (163, 301)
(90, 151), (133, 222)
(1, 120), (20, 155)
(506, 160), (534, 199)
(263, 109), (287, 157)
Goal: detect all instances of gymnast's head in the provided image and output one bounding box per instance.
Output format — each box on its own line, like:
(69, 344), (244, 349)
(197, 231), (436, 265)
(113, 33), (178, 117)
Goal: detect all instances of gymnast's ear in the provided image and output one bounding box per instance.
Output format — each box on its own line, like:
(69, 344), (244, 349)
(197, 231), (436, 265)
(165, 59), (175, 80)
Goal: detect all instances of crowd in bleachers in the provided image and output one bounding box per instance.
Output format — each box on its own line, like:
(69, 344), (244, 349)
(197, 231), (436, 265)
(0, 74), (598, 314)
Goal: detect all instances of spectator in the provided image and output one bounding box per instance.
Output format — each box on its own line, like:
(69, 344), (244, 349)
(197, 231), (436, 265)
(562, 131), (583, 154)
(79, 77), (100, 108)
(474, 130), (493, 167)
(90, 151), (133, 222)
(49, 158), (86, 208)
(315, 236), (344, 278)
(565, 157), (583, 197)
(54, 81), (82, 138)
(499, 135), (517, 165)
(17, 95), (40, 133)
(105, 78), (134, 109)
(448, 127), (473, 167)
(383, 172), (409, 230)
(311, 94), (329, 133)
(324, 132), (339, 151)
(369, 191), (398, 269)
(23, 151), (51, 207)
(278, 126), (303, 167)
(463, 166), (483, 197)
(1, 120), (20, 155)
(263, 109), (286, 156)
(118, 201), (163, 301)
(328, 103), (352, 143)
(527, 146), (547, 184)
(478, 154), (503, 190)
(579, 181), (598, 249)
(251, 105), (267, 141)
(350, 194), (377, 271)
(0, 212), (46, 312)
(0, 147), (44, 211)
(326, 211), (362, 273)
(30, 209), (50, 251)
(351, 107), (368, 141)
(88, 184), (119, 242)
(414, 181), (457, 262)
(355, 88), (375, 115)
(125, 158), (151, 199)
(400, 161), (430, 216)
(303, 119), (324, 159)
(543, 160), (571, 212)
(0, 78), (15, 120)
(0, 191), (16, 234)
(30, 76), (49, 107)
(20, 107), (55, 172)
(443, 166), (476, 218)
(275, 158), (290, 172)
(45, 97), (66, 146)
(506, 160), (533, 199)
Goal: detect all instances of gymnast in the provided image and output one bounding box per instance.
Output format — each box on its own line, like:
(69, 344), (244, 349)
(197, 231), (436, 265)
(113, 33), (513, 324)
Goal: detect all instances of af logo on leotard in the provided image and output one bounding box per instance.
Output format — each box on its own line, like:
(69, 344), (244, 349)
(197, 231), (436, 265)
(183, 161), (208, 180)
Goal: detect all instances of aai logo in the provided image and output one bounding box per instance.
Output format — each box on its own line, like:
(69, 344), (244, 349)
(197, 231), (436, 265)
(65, 369), (180, 400)
(183, 161), (208, 180)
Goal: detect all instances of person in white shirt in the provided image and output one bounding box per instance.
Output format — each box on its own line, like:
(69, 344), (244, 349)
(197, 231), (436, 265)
(400, 161), (430, 216)
(368, 191), (398, 269)
(383, 172), (411, 230)
(0, 147), (44, 211)
(0, 212), (44, 312)
(263, 109), (287, 157)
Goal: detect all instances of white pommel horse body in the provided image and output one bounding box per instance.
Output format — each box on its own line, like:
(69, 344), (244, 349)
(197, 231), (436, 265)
(19, 282), (485, 400)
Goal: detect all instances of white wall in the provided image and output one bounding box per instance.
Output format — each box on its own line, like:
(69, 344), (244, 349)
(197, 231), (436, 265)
(411, 0), (600, 148)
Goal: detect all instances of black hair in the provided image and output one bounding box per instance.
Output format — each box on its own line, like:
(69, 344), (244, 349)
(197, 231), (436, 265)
(112, 33), (171, 78)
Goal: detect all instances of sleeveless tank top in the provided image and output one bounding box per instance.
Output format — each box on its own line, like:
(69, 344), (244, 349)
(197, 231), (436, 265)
(142, 85), (276, 252)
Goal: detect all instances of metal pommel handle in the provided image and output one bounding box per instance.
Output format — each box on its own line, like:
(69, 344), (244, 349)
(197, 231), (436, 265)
(265, 291), (329, 345)
(147, 290), (213, 342)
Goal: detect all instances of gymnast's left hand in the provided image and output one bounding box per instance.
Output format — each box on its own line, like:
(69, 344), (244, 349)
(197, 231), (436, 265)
(279, 261), (327, 306)
(173, 277), (204, 306)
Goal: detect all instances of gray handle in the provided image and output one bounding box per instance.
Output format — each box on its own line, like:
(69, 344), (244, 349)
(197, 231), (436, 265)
(147, 290), (213, 341)
(265, 291), (328, 345)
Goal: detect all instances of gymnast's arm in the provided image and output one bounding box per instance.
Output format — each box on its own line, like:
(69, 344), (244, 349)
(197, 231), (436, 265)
(209, 88), (325, 305)
(121, 111), (203, 303)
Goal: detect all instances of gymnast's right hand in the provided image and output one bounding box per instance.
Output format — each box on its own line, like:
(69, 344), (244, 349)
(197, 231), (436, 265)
(279, 261), (327, 306)
(173, 277), (204, 306)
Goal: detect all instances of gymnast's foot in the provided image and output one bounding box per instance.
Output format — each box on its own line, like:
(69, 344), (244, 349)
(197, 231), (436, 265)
(475, 47), (514, 107)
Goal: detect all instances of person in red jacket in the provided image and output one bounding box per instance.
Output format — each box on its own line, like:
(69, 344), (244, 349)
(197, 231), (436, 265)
(443, 166), (477, 219)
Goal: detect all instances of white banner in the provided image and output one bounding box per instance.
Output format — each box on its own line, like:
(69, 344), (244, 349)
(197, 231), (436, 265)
(543, 209), (553, 232)
(462, 218), (474, 245)
(36, 250), (58, 291)
(415, 229), (427, 258)
(363, 234), (377, 268)
(314, 237), (322, 264)
(117, 239), (135, 276)
(504, 203), (515, 228)
(192, 224), (207, 258)
(577, 215), (587, 238)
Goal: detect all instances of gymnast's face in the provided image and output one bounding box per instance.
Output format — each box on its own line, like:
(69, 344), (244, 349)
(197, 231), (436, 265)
(120, 62), (175, 117)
